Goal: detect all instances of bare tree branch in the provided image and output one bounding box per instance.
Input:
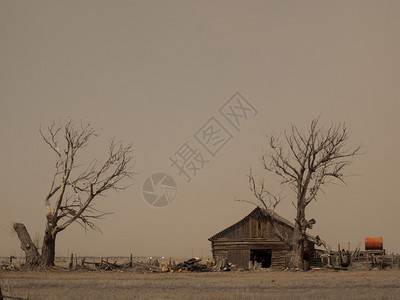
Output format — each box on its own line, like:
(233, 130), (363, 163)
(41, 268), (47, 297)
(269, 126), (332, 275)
(40, 120), (133, 264)
(248, 117), (361, 269)
(14, 119), (135, 267)
(246, 169), (292, 246)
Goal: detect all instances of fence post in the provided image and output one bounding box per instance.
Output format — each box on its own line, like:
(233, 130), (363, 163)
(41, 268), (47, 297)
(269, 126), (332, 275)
(69, 253), (74, 269)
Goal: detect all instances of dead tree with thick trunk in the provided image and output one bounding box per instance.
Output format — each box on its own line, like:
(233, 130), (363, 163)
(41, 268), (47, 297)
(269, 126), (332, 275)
(13, 120), (134, 267)
(248, 118), (360, 270)
(13, 223), (40, 267)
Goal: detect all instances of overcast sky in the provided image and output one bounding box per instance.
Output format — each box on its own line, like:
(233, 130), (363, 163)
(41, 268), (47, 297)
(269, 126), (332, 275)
(1, 0), (399, 258)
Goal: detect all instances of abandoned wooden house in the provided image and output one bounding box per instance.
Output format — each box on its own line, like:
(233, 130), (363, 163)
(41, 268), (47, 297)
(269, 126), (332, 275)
(209, 207), (314, 269)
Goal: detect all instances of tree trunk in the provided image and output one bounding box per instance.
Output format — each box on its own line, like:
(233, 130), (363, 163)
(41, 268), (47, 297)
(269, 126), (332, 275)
(286, 202), (310, 270)
(287, 228), (304, 269)
(13, 223), (40, 267)
(13, 221), (57, 267)
(40, 231), (56, 266)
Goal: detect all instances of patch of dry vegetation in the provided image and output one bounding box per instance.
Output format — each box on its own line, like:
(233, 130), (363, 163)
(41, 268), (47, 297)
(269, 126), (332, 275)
(1, 268), (400, 299)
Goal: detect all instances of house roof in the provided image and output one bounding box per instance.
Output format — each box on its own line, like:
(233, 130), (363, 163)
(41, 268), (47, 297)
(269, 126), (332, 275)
(208, 206), (295, 241)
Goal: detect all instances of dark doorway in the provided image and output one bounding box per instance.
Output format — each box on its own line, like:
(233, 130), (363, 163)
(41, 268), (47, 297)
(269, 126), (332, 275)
(250, 249), (272, 268)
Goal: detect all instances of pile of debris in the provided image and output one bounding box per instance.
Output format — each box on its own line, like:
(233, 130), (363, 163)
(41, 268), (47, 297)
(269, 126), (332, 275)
(81, 257), (213, 273)
(131, 259), (162, 273)
(161, 258), (213, 273)
(80, 258), (129, 271)
(66, 255), (233, 273)
(1, 256), (19, 271)
(1, 263), (17, 271)
(79, 257), (221, 273)
(77, 257), (166, 272)
(212, 257), (234, 272)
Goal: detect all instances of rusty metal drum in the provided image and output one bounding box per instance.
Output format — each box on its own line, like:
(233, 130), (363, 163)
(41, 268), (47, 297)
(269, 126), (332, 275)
(365, 237), (383, 250)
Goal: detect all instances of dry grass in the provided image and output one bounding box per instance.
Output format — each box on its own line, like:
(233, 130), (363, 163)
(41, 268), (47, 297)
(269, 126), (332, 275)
(1, 268), (400, 299)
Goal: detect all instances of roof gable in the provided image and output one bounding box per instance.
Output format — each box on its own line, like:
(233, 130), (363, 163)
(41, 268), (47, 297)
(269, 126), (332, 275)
(208, 207), (294, 241)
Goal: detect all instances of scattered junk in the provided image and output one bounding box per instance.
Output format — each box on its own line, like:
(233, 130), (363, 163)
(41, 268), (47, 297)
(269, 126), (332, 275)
(340, 250), (350, 268)
(174, 258), (211, 272)
(310, 237), (400, 271)
(66, 254), (213, 273)
(310, 242), (359, 270)
(1, 262), (17, 271)
(365, 237), (384, 270)
(162, 258), (213, 273)
(75, 256), (132, 271)
(68, 254), (160, 272)
(1, 255), (18, 271)
(213, 257), (234, 272)
(81, 258), (130, 271)
(352, 237), (394, 270)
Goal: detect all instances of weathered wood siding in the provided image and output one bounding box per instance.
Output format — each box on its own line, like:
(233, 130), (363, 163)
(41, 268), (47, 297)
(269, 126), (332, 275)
(227, 249), (250, 268)
(247, 211), (293, 239)
(212, 238), (290, 268)
(210, 209), (294, 268)
(221, 218), (251, 239)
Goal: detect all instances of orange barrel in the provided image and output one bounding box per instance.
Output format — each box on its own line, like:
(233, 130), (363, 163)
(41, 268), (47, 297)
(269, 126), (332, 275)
(365, 237), (383, 250)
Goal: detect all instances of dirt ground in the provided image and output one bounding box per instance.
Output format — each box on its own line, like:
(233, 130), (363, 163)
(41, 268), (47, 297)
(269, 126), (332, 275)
(1, 268), (400, 299)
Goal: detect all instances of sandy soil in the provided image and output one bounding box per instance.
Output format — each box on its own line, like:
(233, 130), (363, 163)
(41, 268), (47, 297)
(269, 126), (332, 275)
(1, 268), (400, 299)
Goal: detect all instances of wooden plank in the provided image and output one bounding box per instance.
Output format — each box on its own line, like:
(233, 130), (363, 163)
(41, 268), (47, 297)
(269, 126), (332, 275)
(228, 249), (250, 268)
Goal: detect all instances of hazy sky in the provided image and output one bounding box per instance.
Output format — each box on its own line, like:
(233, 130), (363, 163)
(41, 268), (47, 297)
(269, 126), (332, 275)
(1, 0), (399, 258)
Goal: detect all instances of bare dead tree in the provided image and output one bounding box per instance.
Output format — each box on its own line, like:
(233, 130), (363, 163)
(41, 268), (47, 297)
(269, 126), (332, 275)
(13, 120), (134, 267)
(248, 118), (360, 270)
